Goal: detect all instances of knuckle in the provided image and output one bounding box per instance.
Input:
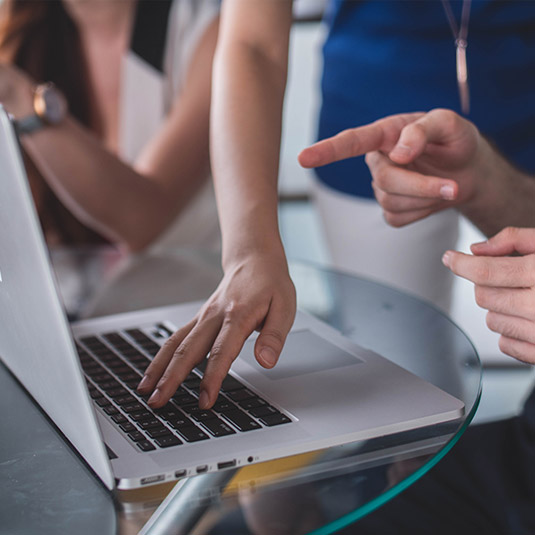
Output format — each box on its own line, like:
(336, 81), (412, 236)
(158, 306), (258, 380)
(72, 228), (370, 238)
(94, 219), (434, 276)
(526, 255), (535, 284)
(207, 342), (227, 363)
(474, 286), (488, 309)
(260, 328), (285, 349)
(501, 226), (517, 240)
(224, 301), (254, 330)
(430, 108), (458, 129)
(365, 150), (382, 170)
(485, 311), (500, 333)
(380, 193), (401, 212)
(473, 262), (492, 284)
(199, 301), (220, 321)
(383, 211), (403, 228)
(162, 335), (181, 352)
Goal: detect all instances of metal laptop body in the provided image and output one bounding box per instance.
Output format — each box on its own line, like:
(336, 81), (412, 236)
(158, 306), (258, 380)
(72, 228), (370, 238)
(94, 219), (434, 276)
(0, 108), (464, 490)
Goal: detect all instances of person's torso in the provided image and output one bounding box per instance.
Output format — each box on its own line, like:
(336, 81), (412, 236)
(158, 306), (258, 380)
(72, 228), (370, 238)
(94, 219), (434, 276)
(317, 0), (535, 197)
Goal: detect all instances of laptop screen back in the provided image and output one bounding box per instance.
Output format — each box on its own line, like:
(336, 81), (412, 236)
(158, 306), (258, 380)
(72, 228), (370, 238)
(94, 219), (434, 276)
(0, 108), (114, 489)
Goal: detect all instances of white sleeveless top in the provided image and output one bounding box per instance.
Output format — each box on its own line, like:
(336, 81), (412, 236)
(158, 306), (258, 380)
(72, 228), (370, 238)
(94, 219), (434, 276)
(119, 0), (220, 252)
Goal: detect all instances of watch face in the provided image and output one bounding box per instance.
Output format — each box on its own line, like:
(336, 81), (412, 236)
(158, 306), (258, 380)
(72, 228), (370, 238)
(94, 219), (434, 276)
(35, 84), (67, 125)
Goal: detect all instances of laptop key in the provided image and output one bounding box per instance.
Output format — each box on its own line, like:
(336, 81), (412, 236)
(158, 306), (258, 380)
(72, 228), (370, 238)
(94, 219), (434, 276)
(122, 402), (146, 413)
(147, 428), (175, 439)
(107, 388), (129, 399)
(201, 418), (236, 437)
(114, 395), (138, 407)
(190, 410), (217, 422)
(239, 397), (267, 410)
(249, 405), (278, 418)
(129, 411), (153, 422)
(154, 436), (182, 448)
(136, 440), (156, 452)
(176, 426), (210, 442)
(220, 375), (244, 392)
(128, 431), (146, 442)
(213, 399), (237, 413)
(173, 391), (197, 405)
(103, 405), (119, 416)
(112, 414), (128, 425)
(258, 413), (291, 426)
(137, 418), (163, 431)
(221, 410), (262, 432)
(226, 389), (256, 402)
(168, 415), (195, 429)
(120, 422), (137, 433)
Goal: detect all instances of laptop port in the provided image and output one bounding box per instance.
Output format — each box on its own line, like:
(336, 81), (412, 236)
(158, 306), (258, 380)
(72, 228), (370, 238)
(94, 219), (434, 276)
(174, 469), (187, 478)
(217, 460), (236, 470)
(141, 474), (165, 485)
(196, 465), (208, 474)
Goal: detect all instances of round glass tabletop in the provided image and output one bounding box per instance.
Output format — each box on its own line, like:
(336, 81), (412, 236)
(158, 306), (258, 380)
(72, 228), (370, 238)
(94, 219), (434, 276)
(0, 248), (481, 535)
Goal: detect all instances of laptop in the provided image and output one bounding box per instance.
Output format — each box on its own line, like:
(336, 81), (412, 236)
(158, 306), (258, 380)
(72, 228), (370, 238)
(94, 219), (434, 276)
(0, 107), (464, 491)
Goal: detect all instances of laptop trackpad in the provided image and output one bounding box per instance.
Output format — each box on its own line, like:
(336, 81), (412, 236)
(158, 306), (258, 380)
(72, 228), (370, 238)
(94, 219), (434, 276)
(240, 330), (363, 380)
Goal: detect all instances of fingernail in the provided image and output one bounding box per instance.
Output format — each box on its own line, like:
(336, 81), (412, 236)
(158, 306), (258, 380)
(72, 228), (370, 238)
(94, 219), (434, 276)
(440, 185), (455, 200)
(259, 347), (277, 368)
(199, 389), (210, 410)
(442, 251), (452, 268)
(137, 375), (150, 392)
(391, 143), (412, 157)
(148, 388), (161, 406)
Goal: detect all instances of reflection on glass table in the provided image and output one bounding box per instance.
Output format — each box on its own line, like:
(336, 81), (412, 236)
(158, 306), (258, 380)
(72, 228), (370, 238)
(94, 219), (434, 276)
(1, 248), (482, 535)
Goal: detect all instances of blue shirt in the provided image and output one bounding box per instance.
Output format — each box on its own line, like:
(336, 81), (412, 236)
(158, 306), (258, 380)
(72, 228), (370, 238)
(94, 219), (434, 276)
(317, 0), (535, 198)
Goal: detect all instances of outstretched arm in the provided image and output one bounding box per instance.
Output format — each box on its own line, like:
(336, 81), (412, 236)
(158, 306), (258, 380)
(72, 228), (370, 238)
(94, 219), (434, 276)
(299, 109), (535, 237)
(139, 1), (297, 409)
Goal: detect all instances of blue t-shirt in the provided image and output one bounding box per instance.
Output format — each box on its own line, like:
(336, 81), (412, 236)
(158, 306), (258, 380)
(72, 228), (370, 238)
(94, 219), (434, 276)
(317, 0), (535, 198)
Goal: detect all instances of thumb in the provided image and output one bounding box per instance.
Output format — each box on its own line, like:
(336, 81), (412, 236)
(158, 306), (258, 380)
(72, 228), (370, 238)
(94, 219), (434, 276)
(471, 227), (535, 257)
(254, 297), (295, 369)
(389, 109), (467, 165)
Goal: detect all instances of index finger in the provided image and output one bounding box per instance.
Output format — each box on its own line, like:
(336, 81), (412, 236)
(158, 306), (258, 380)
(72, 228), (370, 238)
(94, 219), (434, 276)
(442, 251), (535, 288)
(298, 113), (424, 168)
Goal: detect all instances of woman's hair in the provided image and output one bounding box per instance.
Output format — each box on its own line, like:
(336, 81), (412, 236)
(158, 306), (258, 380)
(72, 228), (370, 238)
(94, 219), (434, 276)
(0, 0), (105, 244)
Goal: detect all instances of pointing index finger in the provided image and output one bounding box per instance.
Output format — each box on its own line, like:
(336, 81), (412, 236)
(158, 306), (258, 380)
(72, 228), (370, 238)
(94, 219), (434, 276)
(298, 112), (424, 168)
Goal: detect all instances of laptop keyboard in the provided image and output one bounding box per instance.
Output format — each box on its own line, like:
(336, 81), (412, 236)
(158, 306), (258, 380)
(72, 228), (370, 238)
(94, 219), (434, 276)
(76, 326), (291, 453)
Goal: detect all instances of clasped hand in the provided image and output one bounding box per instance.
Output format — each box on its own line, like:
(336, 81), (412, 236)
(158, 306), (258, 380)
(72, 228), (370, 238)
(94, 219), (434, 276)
(443, 228), (535, 364)
(299, 108), (487, 227)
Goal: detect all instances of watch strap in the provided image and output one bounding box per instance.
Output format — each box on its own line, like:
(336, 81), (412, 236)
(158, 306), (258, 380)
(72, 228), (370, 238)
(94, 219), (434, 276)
(14, 114), (45, 136)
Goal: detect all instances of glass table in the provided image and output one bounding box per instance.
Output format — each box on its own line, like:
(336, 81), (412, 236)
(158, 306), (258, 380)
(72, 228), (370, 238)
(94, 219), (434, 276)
(0, 247), (481, 535)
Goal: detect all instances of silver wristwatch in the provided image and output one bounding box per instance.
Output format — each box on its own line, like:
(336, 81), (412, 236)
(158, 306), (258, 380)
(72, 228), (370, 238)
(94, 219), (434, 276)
(15, 82), (67, 135)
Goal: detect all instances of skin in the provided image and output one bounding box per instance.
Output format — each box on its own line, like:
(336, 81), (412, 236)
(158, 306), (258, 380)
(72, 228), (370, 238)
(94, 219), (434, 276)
(299, 108), (535, 236)
(443, 228), (535, 364)
(300, 108), (535, 364)
(140, 0), (296, 409)
(0, 0), (219, 251)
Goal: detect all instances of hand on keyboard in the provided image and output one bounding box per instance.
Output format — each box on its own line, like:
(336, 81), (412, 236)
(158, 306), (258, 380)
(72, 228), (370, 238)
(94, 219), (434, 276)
(137, 252), (296, 409)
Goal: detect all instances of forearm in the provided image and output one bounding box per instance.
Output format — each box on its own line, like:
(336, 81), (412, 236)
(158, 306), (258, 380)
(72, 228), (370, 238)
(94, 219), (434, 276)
(22, 116), (206, 251)
(460, 139), (535, 236)
(211, 1), (293, 269)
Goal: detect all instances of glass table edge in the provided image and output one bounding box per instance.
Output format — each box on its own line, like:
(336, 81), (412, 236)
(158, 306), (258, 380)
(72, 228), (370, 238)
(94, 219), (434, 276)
(307, 382), (483, 535)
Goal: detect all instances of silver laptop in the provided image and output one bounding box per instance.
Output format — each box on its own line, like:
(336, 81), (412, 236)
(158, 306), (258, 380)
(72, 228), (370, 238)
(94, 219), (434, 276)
(0, 107), (464, 491)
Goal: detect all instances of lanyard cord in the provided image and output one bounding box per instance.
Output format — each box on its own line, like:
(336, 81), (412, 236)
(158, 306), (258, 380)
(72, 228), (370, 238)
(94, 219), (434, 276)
(441, 0), (472, 114)
(442, 0), (472, 45)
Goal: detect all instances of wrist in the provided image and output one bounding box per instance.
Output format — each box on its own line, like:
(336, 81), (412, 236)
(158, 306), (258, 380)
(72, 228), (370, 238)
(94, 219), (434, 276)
(222, 234), (287, 272)
(459, 138), (513, 231)
(15, 83), (68, 136)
